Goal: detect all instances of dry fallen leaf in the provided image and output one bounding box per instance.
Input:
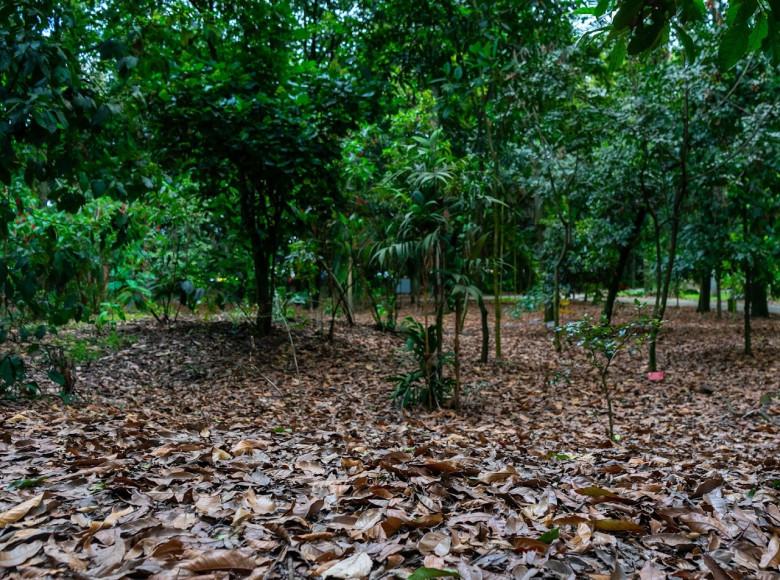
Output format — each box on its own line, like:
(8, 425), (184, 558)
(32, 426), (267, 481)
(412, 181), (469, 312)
(322, 552), (373, 578)
(0, 494), (44, 528)
(184, 550), (257, 572)
(592, 519), (644, 534)
(759, 534), (780, 569)
(231, 439), (267, 455)
(0, 306), (777, 578)
(0, 540), (43, 568)
(418, 531), (451, 556)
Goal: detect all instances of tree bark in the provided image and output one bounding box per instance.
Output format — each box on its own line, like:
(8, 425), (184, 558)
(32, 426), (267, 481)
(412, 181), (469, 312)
(240, 184), (274, 336)
(750, 264), (769, 318)
(478, 295), (489, 364)
(716, 268), (722, 319)
(696, 271), (711, 313)
(744, 263), (753, 356)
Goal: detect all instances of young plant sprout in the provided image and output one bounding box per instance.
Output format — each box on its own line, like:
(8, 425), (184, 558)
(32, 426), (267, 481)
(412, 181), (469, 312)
(562, 306), (658, 441)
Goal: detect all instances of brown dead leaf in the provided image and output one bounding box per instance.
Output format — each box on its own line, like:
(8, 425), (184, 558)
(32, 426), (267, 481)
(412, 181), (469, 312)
(592, 519), (644, 534)
(418, 531), (451, 556)
(184, 549), (257, 572)
(638, 560), (665, 580)
(512, 537), (550, 553)
(354, 508), (383, 531)
(703, 554), (733, 580)
(0, 493), (44, 528)
(410, 513), (444, 528)
(231, 439), (267, 455)
(759, 534), (780, 569)
(152, 538), (184, 559)
(321, 552), (373, 578)
(692, 474), (724, 497)
(0, 540), (43, 568)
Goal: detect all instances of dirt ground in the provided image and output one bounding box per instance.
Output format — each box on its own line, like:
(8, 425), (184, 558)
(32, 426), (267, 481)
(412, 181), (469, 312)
(0, 303), (778, 578)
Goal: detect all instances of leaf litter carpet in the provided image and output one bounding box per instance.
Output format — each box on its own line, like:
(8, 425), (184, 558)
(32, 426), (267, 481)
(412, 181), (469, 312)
(1, 305), (779, 578)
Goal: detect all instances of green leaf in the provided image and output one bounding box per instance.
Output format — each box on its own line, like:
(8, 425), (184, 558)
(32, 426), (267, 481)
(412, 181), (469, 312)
(538, 527), (560, 544)
(607, 37), (627, 70)
(408, 568), (460, 580)
(674, 24), (697, 62)
(613, 0), (644, 31)
(595, 0), (610, 17)
(8, 477), (46, 490)
(33, 110), (58, 133)
(748, 14), (769, 52)
(719, 22), (750, 69)
(48, 369), (66, 387)
(726, 0), (757, 25)
(627, 19), (667, 54)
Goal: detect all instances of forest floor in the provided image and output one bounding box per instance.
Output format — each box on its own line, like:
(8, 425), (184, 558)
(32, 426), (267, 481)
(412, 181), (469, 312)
(0, 303), (779, 579)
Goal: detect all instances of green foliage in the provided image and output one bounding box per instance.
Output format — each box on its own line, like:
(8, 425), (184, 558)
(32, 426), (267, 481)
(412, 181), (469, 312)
(408, 568), (460, 580)
(593, 0), (780, 67)
(390, 317), (454, 409)
(0, 0), (778, 414)
(562, 308), (658, 439)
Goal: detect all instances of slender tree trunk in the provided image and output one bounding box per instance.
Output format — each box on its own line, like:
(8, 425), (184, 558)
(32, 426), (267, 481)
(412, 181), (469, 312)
(346, 255), (353, 314)
(743, 207), (753, 355)
(716, 268), (722, 319)
(453, 297), (463, 409)
(697, 271), (711, 313)
(478, 295), (489, 364)
(648, 84), (690, 372)
(744, 264), (753, 356)
(604, 207), (647, 324)
(552, 220), (569, 352)
(493, 206), (502, 359)
(601, 371), (615, 441)
(435, 244), (444, 370)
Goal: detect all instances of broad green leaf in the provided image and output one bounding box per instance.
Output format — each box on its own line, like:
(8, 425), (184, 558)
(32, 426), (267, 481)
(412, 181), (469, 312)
(539, 527), (560, 544)
(408, 567), (460, 580)
(674, 24), (697, 62)
(748, 14), (769, 52)
(627, 19), (667, 54)
(47, 369), (66, 387)
(612, 0), (644, 31)
(719, 22), (750, 69)
(607, 38), (627, 70)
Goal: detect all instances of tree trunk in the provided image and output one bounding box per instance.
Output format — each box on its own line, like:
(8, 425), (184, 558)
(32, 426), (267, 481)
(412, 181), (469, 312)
(603, 207), (647, 324)
(750, 265), (769, 318)
(716, 268), (722, 319)
(493, 206), (502, 359)
(453, 297), (463, 409)
(253, 245), (273, 336)
(648, 84), (690, 372)
(696, 271), (711, 313)
(743, 206), (752, 356)
(240, 184), (274, 336)
(478, 295), (489, 364)
(744, 263), (753, 356)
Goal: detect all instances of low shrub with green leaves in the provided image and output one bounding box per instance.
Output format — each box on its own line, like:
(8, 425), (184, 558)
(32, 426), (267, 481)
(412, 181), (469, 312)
(562, 308), (658, 440)
(390, 317), (454, 409)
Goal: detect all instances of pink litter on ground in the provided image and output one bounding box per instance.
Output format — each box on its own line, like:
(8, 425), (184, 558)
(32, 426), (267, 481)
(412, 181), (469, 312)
(647, 371), (665, 382)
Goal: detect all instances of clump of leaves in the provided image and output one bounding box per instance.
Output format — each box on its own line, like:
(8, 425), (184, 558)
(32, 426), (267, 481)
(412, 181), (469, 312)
(390, 316), (453, 409)
(562, 309), (657, 440)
